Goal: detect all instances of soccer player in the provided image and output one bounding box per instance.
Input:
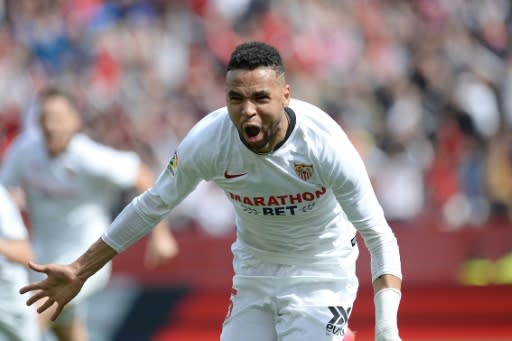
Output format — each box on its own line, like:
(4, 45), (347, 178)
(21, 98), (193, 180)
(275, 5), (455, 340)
(0, 183), (40, 341)
(0, 87), (179, 341)
(20, 42), (403, 341)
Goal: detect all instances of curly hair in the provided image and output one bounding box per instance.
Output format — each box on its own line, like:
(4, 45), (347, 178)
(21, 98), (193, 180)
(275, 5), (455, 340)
(227, 41), (285, 76)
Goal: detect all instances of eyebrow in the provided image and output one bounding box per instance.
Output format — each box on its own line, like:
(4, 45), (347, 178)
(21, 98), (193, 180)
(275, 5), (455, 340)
(227, 90), (242, 97)
(253, 90), (270, 97)
(227, 90), (271, 98)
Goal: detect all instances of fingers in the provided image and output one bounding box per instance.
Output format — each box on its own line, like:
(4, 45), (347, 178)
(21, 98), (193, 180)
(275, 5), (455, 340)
(19, 280), (46, 295)
(20, 262), (52, 294)
(24, 291), (68, 321)
(25, 290), (48, 306)
(19, 285), (32, 295)
(37, 297), (55, 313)
(27, 261), (48, 273)
(52, 303), (65, 321)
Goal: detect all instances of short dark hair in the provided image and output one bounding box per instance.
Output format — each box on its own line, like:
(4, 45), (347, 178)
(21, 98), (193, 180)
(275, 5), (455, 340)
(227, 41), (285, 76)
(38, 86), (76, 108)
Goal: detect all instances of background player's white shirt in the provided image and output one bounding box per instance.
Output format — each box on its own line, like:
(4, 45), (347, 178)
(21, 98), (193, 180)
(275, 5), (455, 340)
(0, 131), (140, 265)
(0, 185), (39, 341)
(0, 185), (31, 312)
(124, 98), (401, 281)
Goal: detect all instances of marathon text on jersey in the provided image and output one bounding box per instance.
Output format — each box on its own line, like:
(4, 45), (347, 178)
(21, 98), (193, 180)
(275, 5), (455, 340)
(228, 187), (327, 206)
(228, 187), (327, 216)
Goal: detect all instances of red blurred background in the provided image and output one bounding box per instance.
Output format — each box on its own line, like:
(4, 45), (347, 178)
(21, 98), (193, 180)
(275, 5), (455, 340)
(112, 218), (512, 341)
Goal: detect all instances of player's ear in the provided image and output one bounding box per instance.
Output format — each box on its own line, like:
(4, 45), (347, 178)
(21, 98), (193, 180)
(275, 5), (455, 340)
(282, 84), (291, 107)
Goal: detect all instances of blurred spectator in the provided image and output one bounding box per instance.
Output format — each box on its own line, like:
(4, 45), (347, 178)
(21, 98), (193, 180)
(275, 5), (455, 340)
(1, 0), (512, 230)
(485, 128), (512, 219)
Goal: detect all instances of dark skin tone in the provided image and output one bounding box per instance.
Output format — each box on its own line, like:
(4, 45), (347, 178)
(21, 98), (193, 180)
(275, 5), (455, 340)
(225, 67), (291, 154)
(18, 68), (294, 321)
(225, 67), (401, 292)
(20, 67), (400, 325)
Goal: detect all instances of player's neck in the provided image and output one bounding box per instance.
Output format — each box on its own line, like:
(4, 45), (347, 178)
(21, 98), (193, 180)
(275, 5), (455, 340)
(256, 109), (291, 155)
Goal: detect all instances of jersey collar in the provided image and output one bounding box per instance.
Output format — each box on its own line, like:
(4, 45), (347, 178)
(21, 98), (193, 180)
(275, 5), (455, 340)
(271, 106), (296, 152)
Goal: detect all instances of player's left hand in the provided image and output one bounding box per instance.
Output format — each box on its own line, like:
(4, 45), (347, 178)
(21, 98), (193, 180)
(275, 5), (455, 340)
(144, 223), (179, 268)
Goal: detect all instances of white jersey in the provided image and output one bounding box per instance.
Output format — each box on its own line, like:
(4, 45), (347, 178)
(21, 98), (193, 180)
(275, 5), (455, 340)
(0, 185), (39, 341)
(109, 98), (401, 281)
(0, 185), (31, 311)
(0, 131), (140, 265)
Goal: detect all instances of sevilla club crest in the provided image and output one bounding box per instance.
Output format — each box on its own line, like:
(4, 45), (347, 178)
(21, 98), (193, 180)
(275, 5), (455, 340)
(294, 162), (313, 181)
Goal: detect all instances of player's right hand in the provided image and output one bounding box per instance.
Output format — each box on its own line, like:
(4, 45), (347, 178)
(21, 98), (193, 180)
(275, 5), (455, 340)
(19, 261), (85, 321)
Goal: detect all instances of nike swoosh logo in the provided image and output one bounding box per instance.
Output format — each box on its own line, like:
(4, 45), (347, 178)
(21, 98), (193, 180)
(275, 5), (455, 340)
(224, 170), (248, 179)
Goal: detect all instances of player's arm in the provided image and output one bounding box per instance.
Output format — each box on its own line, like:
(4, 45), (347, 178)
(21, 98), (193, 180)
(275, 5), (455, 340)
(20, 237), (117, 321)
(20, 126), (205, 321)
(0, 186), (33, 266)
(373, 274), (402, 341)
(339, 194), (403, 341)
(20, 189), (169, 321)
(0, 238), (33, 265)
(134, 162), (179, 266)
(327, 128), (402, 341)
(373, 273), (401, 292)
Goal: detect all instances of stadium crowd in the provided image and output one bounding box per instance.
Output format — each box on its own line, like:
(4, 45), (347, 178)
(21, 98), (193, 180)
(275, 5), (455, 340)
(1, 0), (512, 232)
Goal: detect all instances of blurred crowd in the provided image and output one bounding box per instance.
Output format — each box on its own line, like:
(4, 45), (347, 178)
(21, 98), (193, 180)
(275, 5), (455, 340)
(0, 0), (512, 232)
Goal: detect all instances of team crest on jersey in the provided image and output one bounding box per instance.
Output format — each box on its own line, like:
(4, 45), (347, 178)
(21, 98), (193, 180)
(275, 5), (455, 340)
(167, 152), (179, 176)
(294, 162), (314, 181)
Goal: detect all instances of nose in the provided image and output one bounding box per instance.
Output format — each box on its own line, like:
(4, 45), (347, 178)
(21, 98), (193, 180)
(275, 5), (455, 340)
(42, 120), (60, 137)
(240, 99), (256, 117)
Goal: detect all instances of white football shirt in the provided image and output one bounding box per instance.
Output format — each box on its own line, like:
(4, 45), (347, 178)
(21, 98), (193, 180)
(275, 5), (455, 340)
(0, 131), (140, 265)
(0, 185), (39, 341)
(105, 99), (401, 281)
(0, 185), (31, 310)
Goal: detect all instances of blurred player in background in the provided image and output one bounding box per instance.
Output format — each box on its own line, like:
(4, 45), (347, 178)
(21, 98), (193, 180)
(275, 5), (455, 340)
(0, 87), (179, 341)
(0, 183), (40, 340)
(20, 42), (402, 341)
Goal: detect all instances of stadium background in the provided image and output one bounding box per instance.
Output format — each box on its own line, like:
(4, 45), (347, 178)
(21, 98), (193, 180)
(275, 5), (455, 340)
(0, 0), (511, 340)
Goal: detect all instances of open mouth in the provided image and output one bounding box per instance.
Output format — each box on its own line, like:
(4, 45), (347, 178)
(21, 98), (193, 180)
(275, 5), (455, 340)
(244, 125), (261, 139)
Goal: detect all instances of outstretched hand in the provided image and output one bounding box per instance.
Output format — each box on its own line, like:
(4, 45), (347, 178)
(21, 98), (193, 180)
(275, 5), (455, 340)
(19, 261), (85, 321)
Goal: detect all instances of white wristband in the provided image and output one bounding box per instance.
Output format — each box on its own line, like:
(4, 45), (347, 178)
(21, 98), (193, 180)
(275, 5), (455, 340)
(374, 288), (401, 341)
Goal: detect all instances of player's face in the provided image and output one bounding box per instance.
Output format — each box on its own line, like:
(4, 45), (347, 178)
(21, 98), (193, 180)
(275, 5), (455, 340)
(225, 67), (290, 154)
(40, 96), (81, 157)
